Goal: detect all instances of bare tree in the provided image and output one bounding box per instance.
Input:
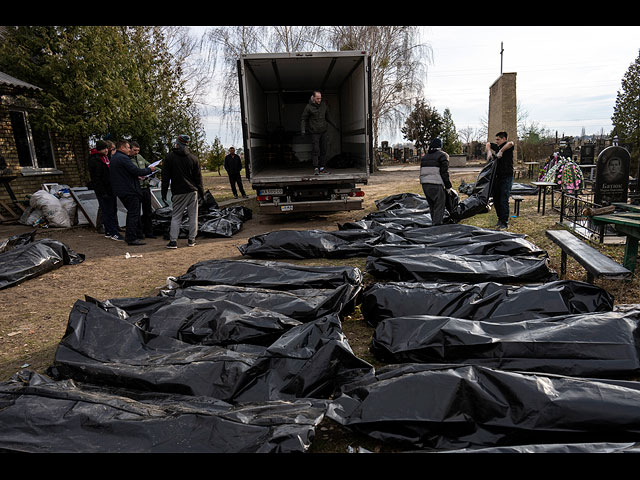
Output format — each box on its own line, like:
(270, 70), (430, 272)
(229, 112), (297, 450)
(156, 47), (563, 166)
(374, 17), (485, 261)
(326, 26), (431, 147)
(202, 25), (431, 148)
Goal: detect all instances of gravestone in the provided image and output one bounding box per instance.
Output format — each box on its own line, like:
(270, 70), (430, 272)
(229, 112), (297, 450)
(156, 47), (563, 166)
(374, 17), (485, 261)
(594, 145), (630, 206)
(580, 144), (595, 165)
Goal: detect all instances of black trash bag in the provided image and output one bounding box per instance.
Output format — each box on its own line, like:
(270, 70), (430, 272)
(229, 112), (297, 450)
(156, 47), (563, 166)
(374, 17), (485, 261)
(339, 216), (434, 231)
(0, 370), (327, 453)
(327, 363), (640, 450)
(361, 280), (615, 326)
(127, 296), (304, 347)
(237, 229), (407, 259)
(53, 300), (371, 404)
(173, 259), (363, 291)
(511, 183), (538, 195)
(369, 308), (640, 378)
(0, 238), (85, 290)
(51, 300), (259, 401)
(366, 253), (557, 284)
(369, 236), (546, 258)
(101, 282), (361, 324)
(450, 157), (497, 221)
(395, 223), (527, 244)
(229, 314), (375, 404)
(0, 230), (36, 253)
(374, 193), (432, 212)
(414, 442), (640, 453)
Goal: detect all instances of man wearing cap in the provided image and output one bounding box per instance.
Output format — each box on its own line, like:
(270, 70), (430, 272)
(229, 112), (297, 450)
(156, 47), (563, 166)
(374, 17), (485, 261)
(419, 137), (452, 226)
(224, 147), (247, 198)
(161, 134), (205, 249)
(109, 139), (156, 246)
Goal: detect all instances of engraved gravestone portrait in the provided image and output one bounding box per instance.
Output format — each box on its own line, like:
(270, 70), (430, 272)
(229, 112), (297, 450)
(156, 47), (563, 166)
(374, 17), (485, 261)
(594, 145), (630, 206)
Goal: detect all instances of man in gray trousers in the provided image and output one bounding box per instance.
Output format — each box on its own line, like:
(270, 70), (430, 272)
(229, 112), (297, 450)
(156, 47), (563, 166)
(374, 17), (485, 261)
(161, 134), (205, 248)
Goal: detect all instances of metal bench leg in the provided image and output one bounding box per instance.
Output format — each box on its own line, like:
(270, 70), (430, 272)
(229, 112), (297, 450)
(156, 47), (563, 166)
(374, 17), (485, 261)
(586, 272), (595, 284)
(623, 237), (638, 273)
(560, 250), (567, 278)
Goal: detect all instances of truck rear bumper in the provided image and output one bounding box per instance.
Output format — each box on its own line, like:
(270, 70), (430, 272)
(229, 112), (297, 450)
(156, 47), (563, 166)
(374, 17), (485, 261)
(259, 198), (363, 214)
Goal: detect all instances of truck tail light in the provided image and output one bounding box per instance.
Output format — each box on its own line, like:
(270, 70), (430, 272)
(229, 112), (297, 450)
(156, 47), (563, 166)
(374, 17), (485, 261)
(257, 195), (272, 201)
(349, 191), (365, 197)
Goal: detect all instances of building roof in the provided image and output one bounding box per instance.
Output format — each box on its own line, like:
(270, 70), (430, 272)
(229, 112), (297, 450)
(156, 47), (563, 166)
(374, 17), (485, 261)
(0, 71), (41, 91)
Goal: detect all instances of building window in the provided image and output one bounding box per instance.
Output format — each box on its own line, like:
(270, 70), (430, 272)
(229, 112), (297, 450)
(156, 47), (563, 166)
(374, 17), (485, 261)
(9, 109), (56, 170)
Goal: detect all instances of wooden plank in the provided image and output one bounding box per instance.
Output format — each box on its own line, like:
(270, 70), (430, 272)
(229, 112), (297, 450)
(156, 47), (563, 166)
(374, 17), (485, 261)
(545, 229), (631, 279)
(612, 202), (640, 213)
(593, 214), (640, 227)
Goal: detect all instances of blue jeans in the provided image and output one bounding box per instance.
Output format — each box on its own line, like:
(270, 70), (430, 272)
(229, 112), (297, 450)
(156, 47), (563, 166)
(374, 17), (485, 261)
(493, 176), (513, 225)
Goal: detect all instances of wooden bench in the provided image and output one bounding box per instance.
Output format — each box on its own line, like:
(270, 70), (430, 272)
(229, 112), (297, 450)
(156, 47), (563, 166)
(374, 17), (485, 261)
(511, 195), (523, 216)
(545, 229), (632, 283)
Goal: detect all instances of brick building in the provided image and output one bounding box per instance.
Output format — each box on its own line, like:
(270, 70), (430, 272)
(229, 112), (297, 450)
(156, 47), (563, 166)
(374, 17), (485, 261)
(0, 71), (89, 210)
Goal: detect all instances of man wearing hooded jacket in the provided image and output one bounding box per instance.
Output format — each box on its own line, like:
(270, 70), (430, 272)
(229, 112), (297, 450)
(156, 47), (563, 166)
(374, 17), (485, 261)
(300, 90), (338, 175)
(161, 134), (205, 249)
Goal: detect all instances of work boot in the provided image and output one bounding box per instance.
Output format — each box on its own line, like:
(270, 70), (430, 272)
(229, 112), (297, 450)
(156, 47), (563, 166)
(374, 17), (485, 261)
(127, 239), (146, 246)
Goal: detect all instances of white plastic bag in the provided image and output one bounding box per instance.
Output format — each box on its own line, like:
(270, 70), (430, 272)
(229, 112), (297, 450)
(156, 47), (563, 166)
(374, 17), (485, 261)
(29, 190), (71, 228)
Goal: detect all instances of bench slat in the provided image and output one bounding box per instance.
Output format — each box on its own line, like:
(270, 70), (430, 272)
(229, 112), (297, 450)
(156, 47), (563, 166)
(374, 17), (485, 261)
(545, 229), (631, 279)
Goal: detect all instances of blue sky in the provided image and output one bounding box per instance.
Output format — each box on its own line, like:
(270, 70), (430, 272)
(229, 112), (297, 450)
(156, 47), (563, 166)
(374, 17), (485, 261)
(192, 26), (640, 147)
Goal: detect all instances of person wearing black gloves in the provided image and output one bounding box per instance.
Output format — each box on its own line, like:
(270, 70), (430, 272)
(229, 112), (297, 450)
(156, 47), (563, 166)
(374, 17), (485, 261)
(109, 140), (155, 245)
(486, 131), (515, 230)
(161, 134), (205, 249)
(224, 147), (247, 198)
(419, 138), (452, 226)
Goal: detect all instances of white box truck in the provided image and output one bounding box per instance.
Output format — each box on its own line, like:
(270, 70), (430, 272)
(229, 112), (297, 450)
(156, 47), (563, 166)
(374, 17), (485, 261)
(237, 51), (372, 214)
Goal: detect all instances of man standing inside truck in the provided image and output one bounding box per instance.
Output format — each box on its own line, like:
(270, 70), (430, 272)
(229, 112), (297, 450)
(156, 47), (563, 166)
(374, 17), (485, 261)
(300, 90), (338, 175)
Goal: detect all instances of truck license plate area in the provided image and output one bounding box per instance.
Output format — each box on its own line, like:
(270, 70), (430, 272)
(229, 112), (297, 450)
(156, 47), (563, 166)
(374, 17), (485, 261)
(259, 188), (284, 195)
(280, 205), (294, 212)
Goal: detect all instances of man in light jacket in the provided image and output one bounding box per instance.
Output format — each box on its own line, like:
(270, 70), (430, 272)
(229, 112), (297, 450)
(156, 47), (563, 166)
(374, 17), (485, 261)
(419, 137), (452, 226)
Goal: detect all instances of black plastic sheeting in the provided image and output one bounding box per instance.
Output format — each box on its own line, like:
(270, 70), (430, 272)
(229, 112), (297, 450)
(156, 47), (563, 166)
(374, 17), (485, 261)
(327, 363), (640, 450)
(366, 252), (557, 284)
(369, 308), (640, 379)
(0, 370), (328, 453)
(50, 300), (373, 403)
(361, 280), (615, 326)
(99, 283), (361, 325)
(238, 224), (543, 260)
(0, 236), (85, 290)
(172, 258), (364, 291)
(449, 157), (497, 221)
(151, 191), (252, 238)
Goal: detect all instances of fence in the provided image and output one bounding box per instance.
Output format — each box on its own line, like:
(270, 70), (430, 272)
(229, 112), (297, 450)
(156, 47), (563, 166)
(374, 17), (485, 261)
(558, 189), (622, 243)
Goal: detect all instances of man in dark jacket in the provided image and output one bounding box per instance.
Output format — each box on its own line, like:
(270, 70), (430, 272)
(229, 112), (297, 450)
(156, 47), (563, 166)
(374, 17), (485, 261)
(109, 139), (155, 245)
(88, 140), (121, 240)
(224, 147), (247, 198)
(300, 90), (338, 175)
(486, 131), (515, 230)
(419, 138), (452, 226)
(161, 134), (205, 249)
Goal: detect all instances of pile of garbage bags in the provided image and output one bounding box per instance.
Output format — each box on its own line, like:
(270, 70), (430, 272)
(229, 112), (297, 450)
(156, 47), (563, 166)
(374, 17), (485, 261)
(21, 186), (77, 228)
(0, 231), (85, 290)
(152, 191), (252, 239)
(0, 259), (372, 452)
